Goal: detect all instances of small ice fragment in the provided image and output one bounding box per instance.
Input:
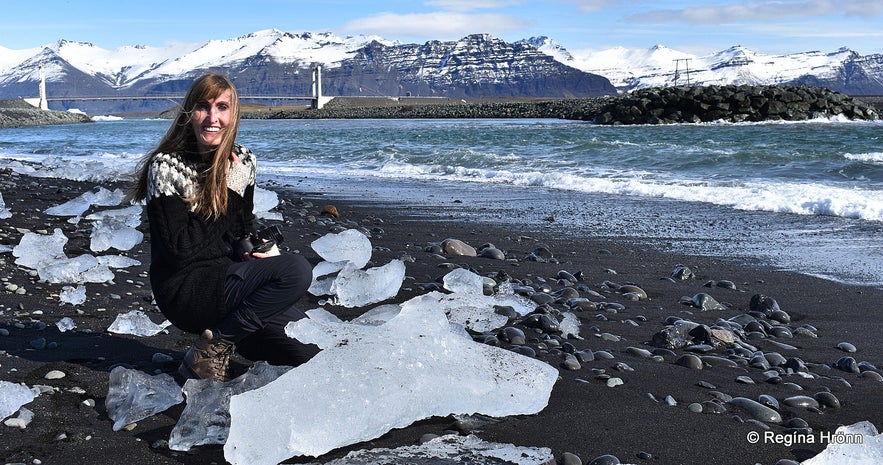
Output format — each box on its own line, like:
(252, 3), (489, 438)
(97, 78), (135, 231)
(97, 255), (141, 268)
(59, 286), (87, 306)
(107, 310), (172, 337)
(37, 254), (114, 284)
(559, 312), (581, 339)
(44, 186), (123, 217)
(330, 260), (405, 308)
(0, 191), (11, 219)
(0, 381), (36, 421)
(169, 362), (291, 451)
(310, 229), (372, 268)
(253, 187), (282, 220)
(87, 205), (144, 252)
(442, 268), (484, 295)
(105, 367), (183, 431)
(56, 317), (77, 332)
(13, 228), (68, 270)
(420, 291), (510, 333)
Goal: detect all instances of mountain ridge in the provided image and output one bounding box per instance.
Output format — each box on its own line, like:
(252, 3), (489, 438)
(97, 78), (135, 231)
(2, 29), (882, 114)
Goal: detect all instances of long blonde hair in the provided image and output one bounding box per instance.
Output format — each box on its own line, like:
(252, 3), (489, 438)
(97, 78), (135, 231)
(128, 73), (241, 219)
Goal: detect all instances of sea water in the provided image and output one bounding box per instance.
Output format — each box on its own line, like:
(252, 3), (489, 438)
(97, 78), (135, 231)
(1, 117), (881, 286)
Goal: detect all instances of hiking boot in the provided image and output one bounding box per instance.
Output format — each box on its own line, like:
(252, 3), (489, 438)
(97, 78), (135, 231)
(178, 329), (235, 382)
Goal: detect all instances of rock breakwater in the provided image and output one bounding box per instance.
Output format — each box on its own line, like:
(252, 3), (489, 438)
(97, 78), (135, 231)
(592, 85), (879, 125)
(0, 99), (92, 129)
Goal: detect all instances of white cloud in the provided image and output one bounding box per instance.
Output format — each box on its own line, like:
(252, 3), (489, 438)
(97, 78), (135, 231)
(560, 0), (634, 13)
(424, 0), (524, 12)
(342, 12), (529, 39)
(629, 0), (883, 24)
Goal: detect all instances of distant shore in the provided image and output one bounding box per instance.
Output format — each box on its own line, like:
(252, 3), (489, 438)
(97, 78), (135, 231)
(0, 99), (92, 129)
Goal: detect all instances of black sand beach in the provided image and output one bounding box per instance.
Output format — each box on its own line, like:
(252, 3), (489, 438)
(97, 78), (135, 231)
(1, 168), (882, 465)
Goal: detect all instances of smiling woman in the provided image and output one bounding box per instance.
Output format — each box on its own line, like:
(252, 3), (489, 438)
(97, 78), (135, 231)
(125, 73), (320, 382)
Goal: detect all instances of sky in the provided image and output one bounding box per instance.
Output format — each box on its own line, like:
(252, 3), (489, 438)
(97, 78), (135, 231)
(3, 0), (883, 56)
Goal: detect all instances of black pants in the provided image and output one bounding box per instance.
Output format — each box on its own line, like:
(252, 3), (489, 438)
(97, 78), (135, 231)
(220, 254), (319, 367)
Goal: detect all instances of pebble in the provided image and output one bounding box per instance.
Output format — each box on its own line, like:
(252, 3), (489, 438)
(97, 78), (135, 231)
(687, 402), (703, 413)
(782, 395), (819, 409)
(606, 377), (624, 387)
(728, 397), (783, 424)
(836, 342), (857, 353)
(588, 454), (620, 465)
(562, 354), (582, 371)
(675, 354), (703, 370)
(735, 375), (755, 385)
(44, 370), (66, 380)
(860, 371), (883, 382)
(560, 452), (583, 465)
(758, 394), (780, 410)
(813, 391), (841, 409)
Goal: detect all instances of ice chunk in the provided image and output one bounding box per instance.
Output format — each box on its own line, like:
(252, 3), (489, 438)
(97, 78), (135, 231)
(107, 310), (172, 337)
(97, 254), (141, 268)
(301, 434), (554, 465)
(37, 254), (114, 284)
(350, 304), (402, 326)
(0, 191), (11, 219)
(802, 421), (883, 465)
(224, 293), (558, 464)
(559, 311), (582, 339)
(0, 244), (13, 254)
(308, 260), (349, 296)
(421, 291), (510, 333)
(56, 317), (77, 332)
(59, 286), (86, 305)
(87, 205), (144, 252)
(0, 381), (36, 421)
(442, 268), (484, 295)
(253, 186), (282, 220)
(105, 367), (184, 431)
(169, 362), (292, 451)
(13, 228), (68, 270)
(45, 186), (123, 217)
(310, 229), (372, 268)
(330, 260), (405, 308)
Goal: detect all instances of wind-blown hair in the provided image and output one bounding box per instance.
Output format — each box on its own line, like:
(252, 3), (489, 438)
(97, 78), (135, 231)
(127, 73), (241, 219)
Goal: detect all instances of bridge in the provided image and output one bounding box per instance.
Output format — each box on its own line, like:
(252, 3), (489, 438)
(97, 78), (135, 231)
(24, 65), (334, 110)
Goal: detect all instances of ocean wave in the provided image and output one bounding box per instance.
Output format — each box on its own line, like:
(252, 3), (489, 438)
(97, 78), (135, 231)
(845, 152), (883, 164)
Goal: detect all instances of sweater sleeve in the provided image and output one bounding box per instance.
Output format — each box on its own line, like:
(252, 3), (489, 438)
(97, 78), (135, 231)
(146, 157), (237, 269)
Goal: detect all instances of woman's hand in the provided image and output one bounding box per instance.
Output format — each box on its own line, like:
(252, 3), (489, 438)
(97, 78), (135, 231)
(243, 242), (280, 260)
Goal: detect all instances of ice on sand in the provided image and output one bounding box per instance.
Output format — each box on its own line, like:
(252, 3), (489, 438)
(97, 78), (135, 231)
(309, 229), (405, 308)
(13, 229), (115, 284)
(169, 362), (292, 451)
(44, 186), (123, 217)
(311, 229), (372, 268)
(56, 317), (77, 332)
(329, 260), (406, 308)
(253, 186), (282, 220)
(86, 205), (144, 252)
(0, 191), (11, 219)
(802, 421), (883, 465)
(105, 367), (183, 431)
(107, 310), (172, 337)
(224, 293), (558, 464)
(0, 381), (36, 421)
(59, 285), (87, 305)
(442, 267), (485, 294)
(301, 434), (554, 465)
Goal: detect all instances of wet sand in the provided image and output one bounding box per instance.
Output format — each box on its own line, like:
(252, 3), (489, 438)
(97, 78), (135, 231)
(1, 169), (881, 465)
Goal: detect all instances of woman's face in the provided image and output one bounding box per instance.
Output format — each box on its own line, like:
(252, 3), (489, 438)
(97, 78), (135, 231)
(190, 89), (233, 153)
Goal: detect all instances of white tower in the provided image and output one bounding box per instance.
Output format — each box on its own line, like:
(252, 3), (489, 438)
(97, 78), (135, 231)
(38, 64), (48, 110)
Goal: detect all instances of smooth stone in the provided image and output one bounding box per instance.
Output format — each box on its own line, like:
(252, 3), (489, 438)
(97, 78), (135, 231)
(769, 309), (791, 323)
(782, 382), (804, 391)
(813, 391), (841, 409)
(700, 355), (739, 368)
(498, 327), (526, 345)
(675, 354), (703, 370)
(708, 391), (732, 403)
(625, 347), (653, 358)
(575, 350), (595, 363)
(441, 238), (477, 256)
(735, 376), (755, 384)
(861, 371), (883, 381)
(701, 401), (727, 414)
(593, 350), (615, 360)
(561, 452), (583, 465)
(588, 455), (620, 465)
(835, 356), (860, 373)
(664, 395), (677, 406)
(786, 418), (809, 428)
(510, 345), (536, 357)
(728, 397), (783, 424)
(687, 402), (703, 413)
(764, 352), (787, 367)
(479, 247), (506, 260)
(758, 394), (780, 410)
(617, 284), (647, 300)
(836, 342), (857, 353)
(783, 395), (819, 409)
(562, 354), (582, 371)
(606, 377), (624, 388)
(44, 370), (66, 380)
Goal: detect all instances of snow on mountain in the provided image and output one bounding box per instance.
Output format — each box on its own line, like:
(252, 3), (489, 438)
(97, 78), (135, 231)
(529, 36), (876, 92)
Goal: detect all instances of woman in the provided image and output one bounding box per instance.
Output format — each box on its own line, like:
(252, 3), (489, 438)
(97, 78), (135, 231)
(128, 73), (318, 382)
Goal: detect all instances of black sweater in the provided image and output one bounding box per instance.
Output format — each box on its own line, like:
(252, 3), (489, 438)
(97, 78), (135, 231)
(145, 145), (256, 333)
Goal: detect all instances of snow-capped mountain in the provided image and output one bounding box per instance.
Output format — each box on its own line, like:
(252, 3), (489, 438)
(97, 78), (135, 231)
(527, 37), (883, 94)
(2, 29), (882, 114)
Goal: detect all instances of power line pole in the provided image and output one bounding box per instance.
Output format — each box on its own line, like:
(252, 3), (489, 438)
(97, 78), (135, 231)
(672, 58), (692, 87)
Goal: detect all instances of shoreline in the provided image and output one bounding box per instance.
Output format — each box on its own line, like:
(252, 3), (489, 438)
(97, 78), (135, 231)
(1, 170), (882, 464)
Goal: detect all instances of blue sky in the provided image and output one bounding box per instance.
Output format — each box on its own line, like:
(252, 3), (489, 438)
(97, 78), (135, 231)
(3, 0), (883, 55)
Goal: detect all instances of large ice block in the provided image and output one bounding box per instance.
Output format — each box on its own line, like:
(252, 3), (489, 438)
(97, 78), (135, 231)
(224, 292), (558, 464)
